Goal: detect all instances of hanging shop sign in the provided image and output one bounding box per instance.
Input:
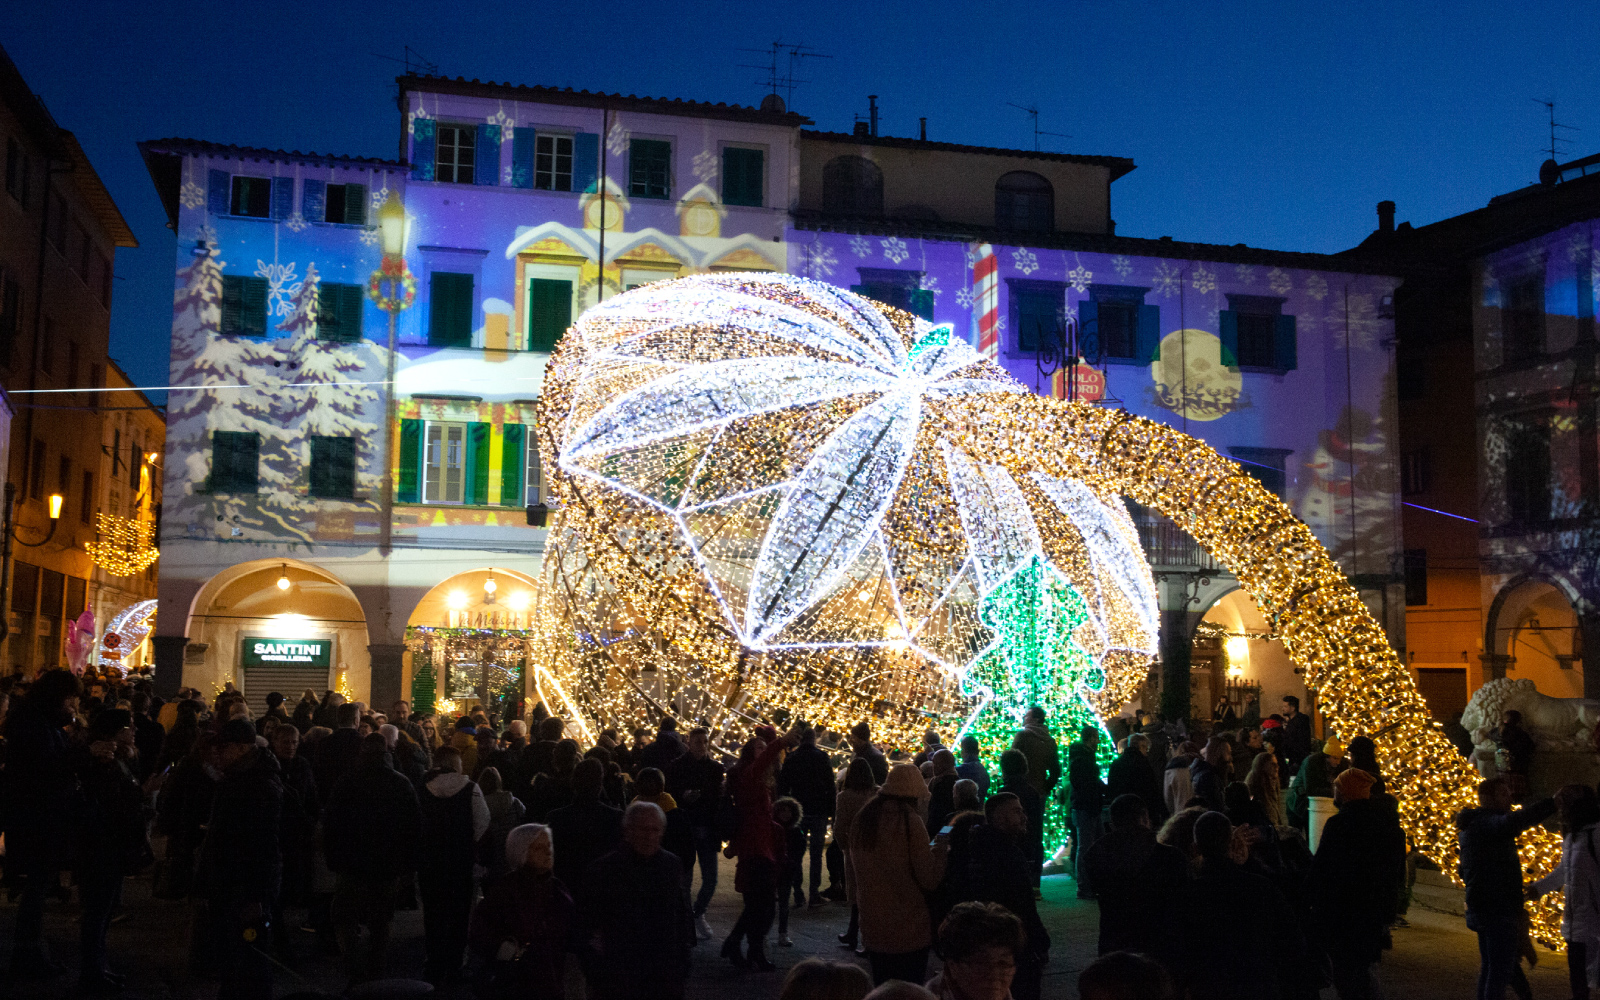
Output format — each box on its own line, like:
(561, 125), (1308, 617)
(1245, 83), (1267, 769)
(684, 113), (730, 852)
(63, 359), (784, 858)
(241, 636), (333, 669)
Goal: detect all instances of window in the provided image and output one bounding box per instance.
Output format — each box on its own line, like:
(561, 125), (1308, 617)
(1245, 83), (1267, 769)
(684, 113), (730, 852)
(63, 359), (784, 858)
(535, 134), (573, 191)
(0, 271), (20, 367)
(11, 561), (37, 614)
(629, 139), (671, 199)
(1220, 294), (1296, 371)
(429, 271), (474, 347)
(309, 436), (356, 499)
(1503, 271), (1545, 363)
(1402, 447), (1431, 496)
(822, 156), (883, 217)
(229, 175), (272, 217)
(47, 192), (66, 248)
(1008, 281), (1065, 352)
(28, 438), (43, 498)
(526, 420), (544, 505)
(316, 282), (365, 342)
(80, 471), (94, 525)
(1228, 447), (1293, 499)
(722, 147), (764, 207)
(528, 277), (572, 351)
(851, 268), (933, 320)
(1504, 416), (1551, 524)
(57, 455), (70, 495)
(994, 171), (1054, 232)
(5, 137), (26, 204)
(209, 431), (260, 493)
(1404, 550), (1428, 606)
(434, 125), (476, 184)
(424, 421), (467, 504)
(322, 183), (368, 225)
(221, 275), (269, 335)
(70, 222), (90, 280)
(1081, 285), (1158, 364)
(66, 341), (79, 387)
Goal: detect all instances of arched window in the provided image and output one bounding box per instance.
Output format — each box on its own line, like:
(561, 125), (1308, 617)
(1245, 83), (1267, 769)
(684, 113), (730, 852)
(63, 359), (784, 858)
(995, 171), (1054, 232)
(823, 156), (884, 217)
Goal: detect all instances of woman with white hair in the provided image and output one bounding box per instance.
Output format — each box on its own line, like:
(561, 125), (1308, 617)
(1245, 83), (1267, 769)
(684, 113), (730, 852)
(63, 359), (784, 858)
(469, 823), (573, 1000)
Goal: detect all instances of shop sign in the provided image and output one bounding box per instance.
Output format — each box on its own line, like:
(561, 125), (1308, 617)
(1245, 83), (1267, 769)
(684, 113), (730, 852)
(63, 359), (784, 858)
(241, 636), (332, 669)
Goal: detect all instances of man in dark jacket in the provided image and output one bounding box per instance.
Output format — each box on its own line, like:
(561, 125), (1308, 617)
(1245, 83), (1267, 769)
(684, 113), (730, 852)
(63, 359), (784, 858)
(312, 702), (363, 808)
(634, 716), (687, 775)
(666, 726), (725, 937)
(1280, 695), (1312, 771)
(1189, 737), (1231, 812)
(204, 719), (284, 1000)
(848, 720), (889, 784)
(418, 746), (488, 984)
(1107, 734), (1165, 827)
(75, 709), (149, 994)
(955, 735), (992, 800)
(1309, 767), (1406, 1000)
(1457, 777), (1557, 1000)
(527, 738), (581, 822)
(548, 758), (623, 889)
(1083, 794), (1186, 970)
(1067, 726), (1107, 899)
(777, 723), (836, 906)
(579, 801), (695, 1000)
(324, 733), (422, 984)
(965, 794), (1051, 1000)
(1180, 811), (1304, 1000)
(999, 749), (1045, 888)
(130, 691), (166, 781)
(1012, 706), (1062, 801)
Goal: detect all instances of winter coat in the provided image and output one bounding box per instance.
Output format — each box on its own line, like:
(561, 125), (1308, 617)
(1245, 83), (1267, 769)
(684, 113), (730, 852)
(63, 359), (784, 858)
(1163, 754), (1195, 816)
(578, 846), (695, 980)
(1532, 822), (1600, 942)
(854, 744), (889, 785)
(480, 789), (528, 878)
(1179, 857), (1303, 1000)
(1011, 723), (1062, 797)
(1189, 758), (1226, 812)
(75, 750), (150, 878)
(665, 752), (724, 828)
(1, 708), (81, 867)
(1457, 798), (1558, 921)
(312, 727), (362, 808)
(778, 743), (837, 821)
(1106, 748), (1165, 824)
(1067, 740), (1107, 813)
(547, 796), (622, 890)
(1281, 712), (1312, 762)
(1308, 797), (1407, 964)
(1082, 825), (1187, 959)
(633, 732), (686, 776)
(470, 867), (574, 1000)
(961, 823), (1049, 958)
(926, 772), (958, 830)
(201, 747), (283, 902)
(954, 760), (991, 800)
(324, 750), (422, 878)
(133, 713), (166, 781)
(731, 738), (789, 870)
(419, 770), (490, 880)
(849, 800), (948, 954)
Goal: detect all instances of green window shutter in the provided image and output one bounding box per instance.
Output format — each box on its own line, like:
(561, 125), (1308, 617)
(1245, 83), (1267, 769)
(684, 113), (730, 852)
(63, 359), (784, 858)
(528, 278), (572, 351)
(465, 422), (491, 504)
(316, 282), (339, 339)
(241, 277), (268, 335)
(344, 184), (367, 225)
(310, 436), (356, 498)
(207, 169), (230, 215)
(221, 275), (244, 333)
(398, 419), (422, 502)
(1218, 310), (1239, 367)
(501, 423), (525, 505)
(411, 119), (436, 181)
(430, 272), (473, 347)
(1274, 314), (1297, 370)
(723, 147), (764, 207)
(302, 179), (326, 221)
(512, 129), (536, 188)
(271, 177), (293, 220)
(211, 431), (259, 493)
(1137, 304), (1161, 363)
(340, 284), (364, 341)
(475, 124), (501, 186)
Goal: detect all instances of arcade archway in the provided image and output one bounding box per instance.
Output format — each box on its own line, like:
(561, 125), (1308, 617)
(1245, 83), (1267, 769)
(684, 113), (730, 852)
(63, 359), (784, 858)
(405, 567), (538, 720)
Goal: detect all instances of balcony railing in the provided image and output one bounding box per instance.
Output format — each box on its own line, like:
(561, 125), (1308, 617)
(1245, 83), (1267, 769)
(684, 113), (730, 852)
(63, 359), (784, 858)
(1129, 506), (1223, 572)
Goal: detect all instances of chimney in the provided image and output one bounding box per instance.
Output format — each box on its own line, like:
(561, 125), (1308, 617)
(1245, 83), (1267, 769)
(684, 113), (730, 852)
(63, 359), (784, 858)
(919, 117), (927, 141)
(1377, 200), (1395, 234)
(868, 95), (879, 137)
(852, 119), (869, 137)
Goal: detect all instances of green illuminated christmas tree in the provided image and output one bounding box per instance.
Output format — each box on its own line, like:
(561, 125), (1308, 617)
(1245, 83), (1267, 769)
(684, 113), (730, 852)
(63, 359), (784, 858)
(960, 553), (1115, 855)
(412, 656), (437, 716)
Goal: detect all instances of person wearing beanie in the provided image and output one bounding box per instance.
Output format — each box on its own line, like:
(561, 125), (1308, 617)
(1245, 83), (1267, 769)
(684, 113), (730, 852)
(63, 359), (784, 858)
(1308, 765), (1405, 998)
(204, 714), (284, 1000)
(255, 691), (288, 736)
(74, 708), (146, 994)
(1286, 736), (1345, 832)
(1179, 811), (1302, 999)
(450, 716), (481, 777)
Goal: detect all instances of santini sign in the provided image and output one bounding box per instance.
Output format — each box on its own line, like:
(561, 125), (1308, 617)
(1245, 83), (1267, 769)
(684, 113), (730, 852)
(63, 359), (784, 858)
(242, 637), (332, 669)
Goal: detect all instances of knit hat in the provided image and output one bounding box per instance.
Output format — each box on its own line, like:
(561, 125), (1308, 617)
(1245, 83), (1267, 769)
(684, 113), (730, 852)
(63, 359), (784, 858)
(1321, 738), (1345, 760)
(1259, 718), (1282, 731)
(455, 716), (477, 731)
(265, 691), (285, 708)
(88, 708), (132, 742)
(880, 762), (929, 799)
(217, 719), (259, 745)
(850, 721), (871, 742)
(1334, 767), (1376, 801)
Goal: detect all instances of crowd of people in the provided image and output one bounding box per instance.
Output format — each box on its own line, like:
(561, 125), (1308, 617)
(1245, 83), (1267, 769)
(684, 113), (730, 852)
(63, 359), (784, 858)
(0, 670), (1583, 1000)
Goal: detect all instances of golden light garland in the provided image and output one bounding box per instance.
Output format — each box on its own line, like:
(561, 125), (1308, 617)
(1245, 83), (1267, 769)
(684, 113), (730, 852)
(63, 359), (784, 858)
(84, 512), (159, 576)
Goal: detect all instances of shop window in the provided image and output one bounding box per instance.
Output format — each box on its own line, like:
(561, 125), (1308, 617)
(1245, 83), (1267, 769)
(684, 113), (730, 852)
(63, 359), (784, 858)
(229, 175), (273, 218)
(317, 282), (365, 342)
(629, 139), (671, 199)
(209, 431), (260, 493)
(722, 147), (764, 207)
(309, 436), (356, 499)
(221, 275), (268, 336)
(435, 124), (476, 185)
(1081, 285), (1159, 364)
(428, 271), (474, 347)
(535, 134), (573, 191)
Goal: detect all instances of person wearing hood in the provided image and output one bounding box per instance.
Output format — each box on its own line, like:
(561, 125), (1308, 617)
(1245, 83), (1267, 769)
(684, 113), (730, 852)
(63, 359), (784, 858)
(1308, 767), (1406, 999)
(1162, 742), (1198, 818)
(471, 824), (574, 1000)
(74, 708), (150, 994)
(1010, 707), (1062, 804)
(1529, 784), (1600, 1000)
(418, 744), (490, 984)
(1178, 811), (1302, 1000)
(202, 718), (284, 1000)
(324, 732), (422, 985)
(1456, 777), (1557, 1000)
(849, 762), (950, 985)
(1189, 738), (1231, 813)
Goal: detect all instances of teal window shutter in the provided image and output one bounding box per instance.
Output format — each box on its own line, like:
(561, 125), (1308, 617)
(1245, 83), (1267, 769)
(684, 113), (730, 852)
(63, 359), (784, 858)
(572, 132), (599, 192)
(316, 283), (338, 339)
(341, 284), (365, 340)
(207, 169), (230, 215)
(465, 422), (491, 504)
(501, 423), (525, 505)
(528, 278), (572, 351)
(221, 275), (243, 333)
(309, 436), (356, 498)
(1137, 304), (1161, 362)
(512, 129), (535, 188)
(398, 419), (422, 502)
(210, 431), (259, 493)
(241, 277), (267, 335)
(475, 124), (501, 186)
(345, 184), (367, 225)
(722, 147), (764, 206)
(411, 119), (436, 181)
(302, 179), (326, 222)
(1078, 300), (1099, 356)
(909, 288), (934, 320)
(1218, 310), (1239, 367)
(1274, 314), (1297, 370)
(271, 177), (293, 220)
(429, 272), (473, 347)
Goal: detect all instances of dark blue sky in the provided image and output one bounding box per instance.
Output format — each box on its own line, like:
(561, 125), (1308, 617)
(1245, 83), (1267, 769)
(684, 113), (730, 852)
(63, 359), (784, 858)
(9, 1), (1598, 397)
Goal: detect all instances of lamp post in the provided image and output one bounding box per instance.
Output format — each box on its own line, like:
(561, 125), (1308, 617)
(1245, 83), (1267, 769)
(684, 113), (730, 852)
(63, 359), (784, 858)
(0, 481), (64, 647)
(369, 191), (416, 557)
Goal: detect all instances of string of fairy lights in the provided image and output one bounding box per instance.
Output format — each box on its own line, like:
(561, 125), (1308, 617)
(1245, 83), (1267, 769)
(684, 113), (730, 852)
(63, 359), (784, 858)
(529, 272), (1565, 944)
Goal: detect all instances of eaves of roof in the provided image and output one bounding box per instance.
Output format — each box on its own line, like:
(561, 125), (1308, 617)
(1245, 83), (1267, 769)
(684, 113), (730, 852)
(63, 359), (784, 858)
(398, 74), (813, 128)
(800, 130), (1136, 181)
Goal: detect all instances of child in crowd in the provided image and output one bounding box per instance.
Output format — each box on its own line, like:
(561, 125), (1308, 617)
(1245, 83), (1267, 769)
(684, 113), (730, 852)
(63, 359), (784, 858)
(774, 797), (806, 946)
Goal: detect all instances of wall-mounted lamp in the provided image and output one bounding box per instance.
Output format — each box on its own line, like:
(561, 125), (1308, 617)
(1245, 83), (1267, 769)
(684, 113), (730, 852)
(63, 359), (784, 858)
(48, 494), (63, 520)
(277, 564), (291, 591)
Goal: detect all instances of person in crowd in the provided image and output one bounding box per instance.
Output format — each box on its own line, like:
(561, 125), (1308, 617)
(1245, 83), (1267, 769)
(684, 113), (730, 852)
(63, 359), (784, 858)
(479, 725), (525, 794)
(1279, 695), (1313, 770)
(547, 756), (623, 890)
(74, 708), (149, 994)
(324, 732), (423, 985)
(1067, 726), (1107, 898)
(636, 716), (687, 774)
(1077, 951), (1176, 1000)
(478, 767), (528, 880)
(311, 690), (342, 729)
(1156, 806), (1208, 870)
(835, 756), (880, 952)
(1162, 741), (1197, 817)
(418, 715), (441, 753)
(1309, 767), (1406, 999)
(1082, 793), (1186, 966)
(313, 702), (363, 808)
(954, 736), (991, 801)
(997, 749), (1044, 887)
(1493, 711), (1536, 802)
(470, 824), (573, 1000)
(960, 793), (1050, 1000)
(1190, 737), (1231, 812)
(1010, 707), (1061, 806)
(5, 669), (83, 977)
(255, 692), (289, 735)
(269, 723), (318, 943)
(1233, 726), (1266, 780)
(518, 715), (566, 791)
(528, 738), (582, 821)
(202, 719), (284, 1000)
(472, 727), (501, 779)
(1245, 745), (1286, 827)
(923, 902), (1024, 1000)
(155, 732), (218, 900)
(579, 801), (696, 999)
(779, 723), (838, 906)
(129, 691), (165, 781)
(447, 716), (481, 777)
(926, 749), (960, 832)
(1528, 784), (1600, 1000)
(850, 720), (890, 784)
(417, 745), (490, 984)
(1457, 778), (1557, 999)
(951, 779), (982, 817)
(850, 762), (950, 985)
(779, 958), (873, 1000)
(160, 697), (203, 771)
(291, 690), (317, 732)
(776, 796), (807, 947)
(723, 727), (799, 970)
(1179, 811), (1302, 999)
(1287, 737), (1343, 830)
(390, 726), (430, 785)
(1106, 733), (1164, 828)
(913, 729), (948, 768)
(1345, 736), (1387, 796)
(665, 725), (725, 939)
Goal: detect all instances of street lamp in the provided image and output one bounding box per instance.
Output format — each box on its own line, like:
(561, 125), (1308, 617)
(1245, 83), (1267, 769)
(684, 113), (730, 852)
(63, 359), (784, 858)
(0, 482), (65, 645)
(369, 190), (416, 557)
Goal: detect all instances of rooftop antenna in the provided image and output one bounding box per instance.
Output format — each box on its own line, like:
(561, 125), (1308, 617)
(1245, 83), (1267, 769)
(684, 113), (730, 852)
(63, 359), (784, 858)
(1006, 103), (1071, 152)
(738, 40), (831, 111)
(372, 46), (439, 76)
(1535, 98), (1578, 163)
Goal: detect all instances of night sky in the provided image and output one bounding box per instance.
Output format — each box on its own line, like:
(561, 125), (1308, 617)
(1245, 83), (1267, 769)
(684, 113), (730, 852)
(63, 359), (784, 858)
(8, 1), (1599, 399)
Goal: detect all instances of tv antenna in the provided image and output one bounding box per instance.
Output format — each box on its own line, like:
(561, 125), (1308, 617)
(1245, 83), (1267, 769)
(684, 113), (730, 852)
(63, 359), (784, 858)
(1535, 98), (1579, 163)
(372, 46), (439, 76)
(1007, 103), (1071, 152)
(738, 40), (832, 111)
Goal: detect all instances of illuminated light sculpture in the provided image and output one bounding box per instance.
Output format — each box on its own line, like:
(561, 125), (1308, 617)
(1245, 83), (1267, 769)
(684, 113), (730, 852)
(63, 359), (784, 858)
(533, 274), (1553, 939)
(96, 599), (158, 670)
(84, 512), (160, 576)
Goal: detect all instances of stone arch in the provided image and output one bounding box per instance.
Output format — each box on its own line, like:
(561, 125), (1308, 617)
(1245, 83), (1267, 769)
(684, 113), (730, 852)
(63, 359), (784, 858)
(404, 567), (541, 719)
(1485, 573), (1585, 698)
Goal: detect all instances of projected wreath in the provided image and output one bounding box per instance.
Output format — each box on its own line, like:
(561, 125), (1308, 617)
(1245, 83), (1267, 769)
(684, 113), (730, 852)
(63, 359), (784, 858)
(531, 273), (1541, 935)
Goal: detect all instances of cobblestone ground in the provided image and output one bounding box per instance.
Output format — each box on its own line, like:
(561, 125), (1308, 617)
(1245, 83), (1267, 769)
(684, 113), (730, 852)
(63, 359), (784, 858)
(0, 853), (1575, 999)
